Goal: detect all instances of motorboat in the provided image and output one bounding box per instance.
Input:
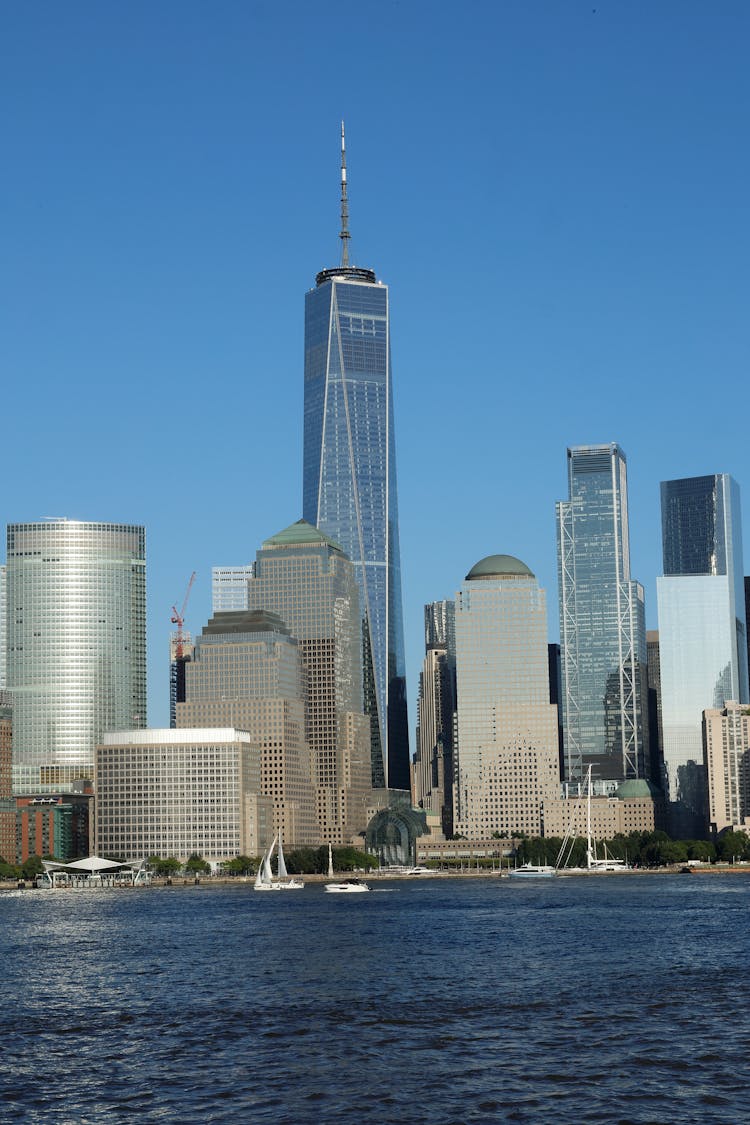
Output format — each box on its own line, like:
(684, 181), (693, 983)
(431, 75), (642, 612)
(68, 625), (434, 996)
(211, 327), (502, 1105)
(323, 880), (370, 893)
(509, 863), (557, 879)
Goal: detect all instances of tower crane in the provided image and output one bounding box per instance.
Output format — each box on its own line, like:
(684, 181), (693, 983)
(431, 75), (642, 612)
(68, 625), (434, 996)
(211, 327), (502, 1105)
(171, 571), (196, 660)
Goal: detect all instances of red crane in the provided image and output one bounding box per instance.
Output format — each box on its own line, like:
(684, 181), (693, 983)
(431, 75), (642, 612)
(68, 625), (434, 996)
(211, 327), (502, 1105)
(171, 571), (196, 660)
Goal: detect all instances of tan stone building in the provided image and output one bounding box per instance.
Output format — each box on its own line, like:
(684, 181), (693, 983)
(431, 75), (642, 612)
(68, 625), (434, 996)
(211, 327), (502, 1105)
(543, 779), (662, 839)
(703, 703), (750, 834)
(177, 611), (318, 846)
(453, 555), (561, 839)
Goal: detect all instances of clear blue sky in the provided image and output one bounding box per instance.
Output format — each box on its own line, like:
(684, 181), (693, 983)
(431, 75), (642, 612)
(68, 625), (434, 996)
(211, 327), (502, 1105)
(2, 2), (748, 730)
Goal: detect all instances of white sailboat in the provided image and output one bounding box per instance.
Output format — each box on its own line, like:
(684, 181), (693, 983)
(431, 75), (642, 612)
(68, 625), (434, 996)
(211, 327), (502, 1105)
(556, 767), (628, 873)
(254, 834), (305, 891)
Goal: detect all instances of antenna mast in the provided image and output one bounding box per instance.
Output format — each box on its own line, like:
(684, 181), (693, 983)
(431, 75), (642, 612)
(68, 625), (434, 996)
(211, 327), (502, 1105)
(339, 120), (350, 267)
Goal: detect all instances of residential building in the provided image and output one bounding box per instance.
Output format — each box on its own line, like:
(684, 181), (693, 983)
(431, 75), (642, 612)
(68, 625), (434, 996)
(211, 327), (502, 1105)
(177, 609), (318, 846)
(703, 703), (750, 835)
(16, 786), (93, 862)
(95, 728), (272, 863)
(0, 694), (13, 862)
(556, 443), (649, 784)
(657, 475), (748, 836)
(245, 521), (373, 844)
(302, 126), (409, 792)
(6, 521), (146, 794)
(454, 555), (560, 839)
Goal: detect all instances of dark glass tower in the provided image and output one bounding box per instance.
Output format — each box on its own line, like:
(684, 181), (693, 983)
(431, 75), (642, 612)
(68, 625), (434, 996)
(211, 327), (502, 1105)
(303, 126), (409, 791)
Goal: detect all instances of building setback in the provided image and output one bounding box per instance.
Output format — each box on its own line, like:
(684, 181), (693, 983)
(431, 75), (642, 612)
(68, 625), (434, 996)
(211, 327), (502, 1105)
(454, 555), (560, 839)
(177, 610), (318, 847)
(556, 444), (649, 784)
(302, 126), (409, 793)
(657, 475), (748, 837)
(6, 521), (146, 795)
(95, 728), (272, 863)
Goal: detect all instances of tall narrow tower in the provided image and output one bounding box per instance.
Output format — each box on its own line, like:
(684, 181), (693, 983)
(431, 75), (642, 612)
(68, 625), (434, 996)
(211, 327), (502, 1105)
(303, 125), (409, 792)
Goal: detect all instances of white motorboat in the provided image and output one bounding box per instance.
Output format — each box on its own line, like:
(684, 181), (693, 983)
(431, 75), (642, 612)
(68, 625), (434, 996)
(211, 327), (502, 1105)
(323, 881), (370, 893)
(509, 862), (557, 879)
(254, 835), (304, 891)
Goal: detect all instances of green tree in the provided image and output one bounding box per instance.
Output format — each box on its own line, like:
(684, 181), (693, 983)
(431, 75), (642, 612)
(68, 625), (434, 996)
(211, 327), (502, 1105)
(222, 856), (257, 876)
(185, 853), (210, 875)
(716, 831), (750, 862)
(21, 855), (44, 879)
(149, 856), (182, 877)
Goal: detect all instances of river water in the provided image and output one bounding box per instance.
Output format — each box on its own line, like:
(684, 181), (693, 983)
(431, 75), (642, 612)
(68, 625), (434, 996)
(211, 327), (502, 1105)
(2, 873), (747, 1123)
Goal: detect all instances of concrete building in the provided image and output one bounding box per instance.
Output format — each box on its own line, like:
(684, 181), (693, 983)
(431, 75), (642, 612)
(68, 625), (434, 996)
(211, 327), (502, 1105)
(245, 521), (373, 845)
(556, 444), (649, 784)
(6, 521), (146, 795)
(703, 703), (750, 835)
(177, 610), (318, 846)
(543, 780), (663, 840)
(454, 555), (560, 839)
(0, 694), (14, 862)
(95, 728), (272, 863)
(657, 475), (748, 836)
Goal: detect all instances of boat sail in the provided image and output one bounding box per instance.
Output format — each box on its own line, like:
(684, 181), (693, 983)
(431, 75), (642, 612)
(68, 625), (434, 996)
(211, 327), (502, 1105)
(556, 766), (628, 873)
(254, 834), (305, 891)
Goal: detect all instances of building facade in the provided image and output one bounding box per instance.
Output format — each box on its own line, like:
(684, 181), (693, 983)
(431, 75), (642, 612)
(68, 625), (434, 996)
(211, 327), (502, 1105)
(245, 521), (373, 845)
(211, 566), (252, 613)
(96, 728), (272, 863)
(454, 555), (560, 839)
(6, 521), (146, 794)
(657, 475), (748, 837)
(556, 443), (649, 784)
(177, 610), (318, 847)
(413, 601), (456, 837)
(0, 695), (14, 862)
(302, 136), (409, 792)
(703, 703), (750, 835)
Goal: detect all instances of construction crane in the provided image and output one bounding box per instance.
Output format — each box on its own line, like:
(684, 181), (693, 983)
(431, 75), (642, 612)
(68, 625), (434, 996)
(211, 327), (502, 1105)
(171, 571), (196, 660)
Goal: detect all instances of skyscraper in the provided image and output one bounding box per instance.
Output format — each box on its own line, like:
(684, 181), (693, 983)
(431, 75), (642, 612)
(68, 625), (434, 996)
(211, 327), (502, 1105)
(556, 443), (649, 784)
(454, 555), (560, 839)
(656, 474), (748, 836)
(302, 125), (409, 792)
(245, 520), (373, 844)
(177, 609), (318, 846)
(6, 521), (146, 794)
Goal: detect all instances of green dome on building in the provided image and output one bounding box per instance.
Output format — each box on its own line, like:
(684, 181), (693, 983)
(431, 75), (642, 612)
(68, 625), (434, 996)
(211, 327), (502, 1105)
(465, 554), (535, 581)
(615, 779), (661, 800)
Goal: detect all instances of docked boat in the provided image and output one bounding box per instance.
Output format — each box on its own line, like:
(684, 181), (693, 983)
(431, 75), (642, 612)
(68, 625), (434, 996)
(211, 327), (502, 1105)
(254, 835), (304, 891)
(323, 881), (370, 893)
(509, 862), (557, 879)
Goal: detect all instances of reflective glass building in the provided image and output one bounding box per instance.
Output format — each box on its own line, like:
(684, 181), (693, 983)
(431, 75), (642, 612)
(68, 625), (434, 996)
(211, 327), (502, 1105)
(556, 444), (649, 783)
(6, 521), (146, 794)
(656, 474), (748, 837)
(303, 264), (408, 791)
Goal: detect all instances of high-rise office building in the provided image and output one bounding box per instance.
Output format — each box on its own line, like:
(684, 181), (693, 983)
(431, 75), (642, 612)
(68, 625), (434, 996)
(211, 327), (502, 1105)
(302, 126), (409, 792)
(657, 474), (748, 836)
(245, 520), (373, 844)
(413, 601), (456, 836)
(177, 609), (318, 846)
(454, 555), (560, 839)
(556, 443), (649, 784)
(212, 566), (252, 613)
(6, 521), (146, 794)
(646, 631), (663, 786)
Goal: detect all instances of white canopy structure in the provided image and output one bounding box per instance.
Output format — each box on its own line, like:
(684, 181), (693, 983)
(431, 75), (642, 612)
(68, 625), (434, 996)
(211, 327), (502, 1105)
(39, 856), (149, 888)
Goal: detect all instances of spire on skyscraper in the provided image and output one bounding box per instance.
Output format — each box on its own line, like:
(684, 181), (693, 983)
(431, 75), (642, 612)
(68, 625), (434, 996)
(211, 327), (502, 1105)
(340, 120), (350, 267)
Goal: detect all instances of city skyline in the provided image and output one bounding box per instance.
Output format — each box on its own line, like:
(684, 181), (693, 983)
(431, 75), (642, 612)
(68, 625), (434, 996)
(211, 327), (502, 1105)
(2, 3), (749, 731)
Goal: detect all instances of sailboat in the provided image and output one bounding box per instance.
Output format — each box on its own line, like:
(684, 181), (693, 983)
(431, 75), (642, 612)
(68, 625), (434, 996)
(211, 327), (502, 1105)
(253, 834), (305, 891)
(324, 841), (370, 893)
(556, 766), (628, 873)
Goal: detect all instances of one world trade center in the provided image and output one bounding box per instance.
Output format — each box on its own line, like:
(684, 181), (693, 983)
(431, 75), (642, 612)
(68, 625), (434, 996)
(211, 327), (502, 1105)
(303, 125), (409, 792)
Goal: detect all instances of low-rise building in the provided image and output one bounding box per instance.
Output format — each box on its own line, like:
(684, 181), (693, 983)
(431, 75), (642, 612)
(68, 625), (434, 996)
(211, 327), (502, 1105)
(95, 728), (273, 863)
(543, 779), (663, 839)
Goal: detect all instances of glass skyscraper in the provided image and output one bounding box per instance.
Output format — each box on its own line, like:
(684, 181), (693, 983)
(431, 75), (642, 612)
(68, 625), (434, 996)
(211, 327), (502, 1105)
(302, 141), (409, 792)
(6, 520), (146, 794)
(556, 444), (649, 784)
(656, 474), (748, 837)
